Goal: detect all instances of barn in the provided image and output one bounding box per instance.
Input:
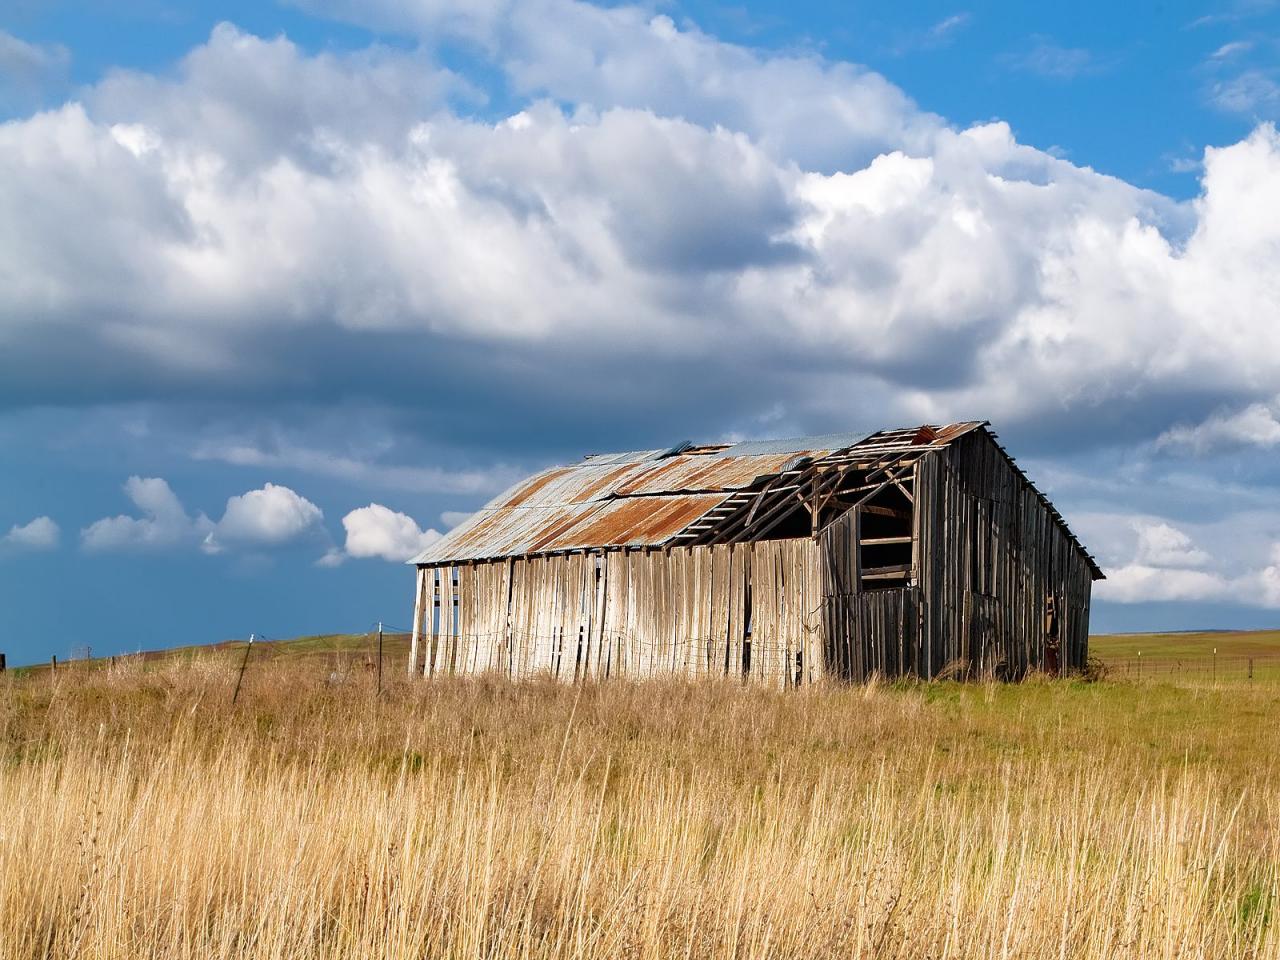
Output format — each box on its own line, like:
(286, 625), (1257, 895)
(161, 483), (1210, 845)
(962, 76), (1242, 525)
(407, 422), (1104, 685)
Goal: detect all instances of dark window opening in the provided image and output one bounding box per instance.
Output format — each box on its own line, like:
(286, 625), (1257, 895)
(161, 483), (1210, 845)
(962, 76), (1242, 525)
(856, 489), (914, 592)
(754, 508), (811, 541)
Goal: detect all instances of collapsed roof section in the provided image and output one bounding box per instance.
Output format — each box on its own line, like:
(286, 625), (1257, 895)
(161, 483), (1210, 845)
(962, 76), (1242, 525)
(411, 421), (1102, 579)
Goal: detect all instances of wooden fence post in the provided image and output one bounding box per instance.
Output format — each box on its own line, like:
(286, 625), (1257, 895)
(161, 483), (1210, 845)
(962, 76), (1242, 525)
(232, 634), (255, 705)
(50, 654), (57, 673)
(376, 621), (384, 697)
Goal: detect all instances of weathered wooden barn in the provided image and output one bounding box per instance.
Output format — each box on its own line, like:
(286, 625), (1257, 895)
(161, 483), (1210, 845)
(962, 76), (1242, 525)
(407, 422), (1103, 685)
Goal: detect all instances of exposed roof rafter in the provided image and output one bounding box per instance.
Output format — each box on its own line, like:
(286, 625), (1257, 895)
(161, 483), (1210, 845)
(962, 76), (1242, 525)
(409, 421), (1099, 580)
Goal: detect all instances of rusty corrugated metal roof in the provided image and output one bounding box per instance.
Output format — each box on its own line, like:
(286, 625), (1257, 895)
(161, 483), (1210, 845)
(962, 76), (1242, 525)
(714, 431), (870, 457)
(538, 494), (728, 553)
(485, 451), (813, 512)
(412, 421), (1007, 565)
(411, 494), (729, 564)
(611, 453), (812, 496)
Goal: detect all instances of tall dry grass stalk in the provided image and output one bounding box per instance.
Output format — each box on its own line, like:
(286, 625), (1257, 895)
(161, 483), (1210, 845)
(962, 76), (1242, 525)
(1, 657), (1277, 958)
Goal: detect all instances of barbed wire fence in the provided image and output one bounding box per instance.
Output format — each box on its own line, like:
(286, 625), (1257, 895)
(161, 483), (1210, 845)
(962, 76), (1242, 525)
(1101, 653), (1280, 683)
(9, 627), (1280, 695)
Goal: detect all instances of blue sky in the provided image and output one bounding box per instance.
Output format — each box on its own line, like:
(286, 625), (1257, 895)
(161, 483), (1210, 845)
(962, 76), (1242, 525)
(7, 1), (1275, 195)
(2, 0), (1280, 664)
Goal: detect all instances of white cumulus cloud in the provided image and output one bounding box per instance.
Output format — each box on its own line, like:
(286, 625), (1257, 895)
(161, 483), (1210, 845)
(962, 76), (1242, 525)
(1099, 564), (1232, 605)
(1089, 514), (1280, 608)
(205, 482), (324, 551)
(81, 477), (212, 551)
(82, 477), (323, 554)
(322, 503), (441, 565)
(1158, 400), (1280, 453)
(0, 14), (1276, 444)
(1132, 519), (1211, 569)
(3, 515), (60, 551)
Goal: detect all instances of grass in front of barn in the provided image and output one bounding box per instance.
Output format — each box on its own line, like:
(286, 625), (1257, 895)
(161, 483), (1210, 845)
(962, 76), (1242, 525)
(19, 624), (1280, 679)
(2, 657), (1280, 959)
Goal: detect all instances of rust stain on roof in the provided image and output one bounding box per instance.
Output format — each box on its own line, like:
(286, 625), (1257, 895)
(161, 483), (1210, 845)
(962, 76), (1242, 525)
(413, 495), (727, 563)
(418, 503), (604, 563)
(555, 494), (726, 549)
(413, 422), (1000, 565)
(499, 467), (575, 508)
(613, 453), (802, 496)
(566, 462), (642, 504)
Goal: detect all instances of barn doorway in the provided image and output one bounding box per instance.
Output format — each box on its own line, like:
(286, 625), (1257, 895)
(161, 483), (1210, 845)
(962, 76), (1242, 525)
(1044, 593), (1061, 677)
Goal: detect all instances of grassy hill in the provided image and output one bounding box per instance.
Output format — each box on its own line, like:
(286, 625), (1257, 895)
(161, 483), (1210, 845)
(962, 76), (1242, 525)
(1090, 628), (1280, 660)
(11, 630), (412, 677)
(13, 626), (1280, 678)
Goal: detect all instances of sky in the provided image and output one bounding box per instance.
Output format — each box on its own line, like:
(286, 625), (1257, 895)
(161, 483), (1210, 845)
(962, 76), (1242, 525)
(2, 0), (1280, 664)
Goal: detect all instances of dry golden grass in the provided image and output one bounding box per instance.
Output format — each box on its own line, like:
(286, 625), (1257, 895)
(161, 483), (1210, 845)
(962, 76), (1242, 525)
(2, 657), (1279, 959)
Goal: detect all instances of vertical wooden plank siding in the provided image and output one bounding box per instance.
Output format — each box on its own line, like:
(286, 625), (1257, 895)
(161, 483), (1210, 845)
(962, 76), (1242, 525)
(408, 565), (426, 677)
(423, 538), (823, 684)
(425, 568), (440, 678)
(911, 434), (1094, 679)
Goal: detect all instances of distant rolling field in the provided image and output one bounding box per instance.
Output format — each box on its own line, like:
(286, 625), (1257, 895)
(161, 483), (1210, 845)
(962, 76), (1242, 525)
(11, 631), (412, 676)
(15, 627), (1280, 676)
(1091, 629), (1280, 660)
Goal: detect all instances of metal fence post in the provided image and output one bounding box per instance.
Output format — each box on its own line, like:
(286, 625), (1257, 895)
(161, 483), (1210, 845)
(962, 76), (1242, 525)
(232, 634), (255, 705)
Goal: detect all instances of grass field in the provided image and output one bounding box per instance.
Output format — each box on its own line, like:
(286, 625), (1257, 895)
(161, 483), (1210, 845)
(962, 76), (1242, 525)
(1091, 629), (1280, 683)
(16, 624), (1280, 679)
(1091, 629), (1280, 660)
(3, 642), (1280, 959)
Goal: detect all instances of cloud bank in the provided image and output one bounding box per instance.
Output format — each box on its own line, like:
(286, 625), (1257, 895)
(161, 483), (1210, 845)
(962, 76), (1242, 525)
(81, 477), (324, 555)
(1, 10), (1277, 445)
(81, 477), (214, 552)
(204, 483), (325, 552)
(3, 1), (1280, 612)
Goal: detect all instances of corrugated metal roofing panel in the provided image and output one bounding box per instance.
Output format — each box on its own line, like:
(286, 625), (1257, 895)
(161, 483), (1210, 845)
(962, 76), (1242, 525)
(612, 453), (808, 496)
(490, 462), (652, 509)
(492, 466), (577, 508)
(488, 453), (804, 511)
(580, 448), (667, 465)
(412, 502), (607, 564)
(714, 431), (871, 458)
(533, 494), (728, 553)
(411, 493), (728, 564)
